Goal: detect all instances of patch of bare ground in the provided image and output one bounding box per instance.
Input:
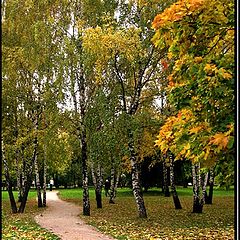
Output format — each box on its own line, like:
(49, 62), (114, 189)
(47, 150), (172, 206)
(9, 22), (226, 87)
(35, 191), (115, 240)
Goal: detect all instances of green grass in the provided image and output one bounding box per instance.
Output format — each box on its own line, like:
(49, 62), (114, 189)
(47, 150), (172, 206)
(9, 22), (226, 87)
(2, 190), (60, 240)
(58, 185), (235, 200)
(2, 187), (234, 240)
(58, 187), (235, 240)
(1, 189), (37, 200)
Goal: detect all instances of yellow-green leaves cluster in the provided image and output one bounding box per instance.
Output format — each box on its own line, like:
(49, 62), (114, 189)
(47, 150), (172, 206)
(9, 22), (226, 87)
(82, 26), (142, 82)
(155, 109), (234, 167)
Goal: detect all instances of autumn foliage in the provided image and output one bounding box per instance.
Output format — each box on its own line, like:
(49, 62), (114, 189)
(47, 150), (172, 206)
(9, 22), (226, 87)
(153, 0), (234, 166)
(152, 0), (205, 30)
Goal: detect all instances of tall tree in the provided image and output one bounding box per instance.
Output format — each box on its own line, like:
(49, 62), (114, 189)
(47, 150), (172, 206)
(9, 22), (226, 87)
(2, 0), (70, 212)
(53, 0), (120, 216)
(154, 0), (234, 213)
(83, 0), (175, 218)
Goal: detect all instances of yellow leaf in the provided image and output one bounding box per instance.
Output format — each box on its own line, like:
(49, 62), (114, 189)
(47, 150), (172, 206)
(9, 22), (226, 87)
(218, 68), (232, 80)
(204, 146), (210, 160)
(209, 133), (229, 149)
(194, 56), (203, 63)
(204, 63), (217, 74)
(189, 126), (202, 134)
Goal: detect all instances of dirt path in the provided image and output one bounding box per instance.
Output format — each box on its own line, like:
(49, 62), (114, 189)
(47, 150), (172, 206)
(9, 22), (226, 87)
(35, 191), (115, 240)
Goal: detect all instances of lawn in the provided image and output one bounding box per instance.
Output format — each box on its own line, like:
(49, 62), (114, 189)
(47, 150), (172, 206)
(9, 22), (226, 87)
(2, 187), (234, 239)
(58, 187), (235, 240)
(2, 190), (60, 240)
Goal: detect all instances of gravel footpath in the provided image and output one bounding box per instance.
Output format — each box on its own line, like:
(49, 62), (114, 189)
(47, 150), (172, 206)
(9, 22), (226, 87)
(35, 191), (115, 240)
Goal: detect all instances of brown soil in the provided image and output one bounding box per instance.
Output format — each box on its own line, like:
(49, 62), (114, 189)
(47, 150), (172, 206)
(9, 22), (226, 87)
(34, 191), (115, 240)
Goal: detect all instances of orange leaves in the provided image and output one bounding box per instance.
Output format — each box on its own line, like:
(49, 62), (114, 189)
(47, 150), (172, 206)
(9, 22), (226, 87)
(153, 0), (234, 166)
(155, 116), (177, 154)
(189, 126), (203, 134)
(161, 59), (169, 70)
(178, 108), (193, 120)
(189, 123), (211, 134)
(155, 109), (194, 155)
(177, 111), (182, 118)
(208, 125), (234, 152)
(155, 107), (227, 163)
(209, 133), (229, 149)
(152, 0), (205, 30)
(167, 75), (175, 87)
(204, 64), (232, 79)
(218, 68), (232, 80)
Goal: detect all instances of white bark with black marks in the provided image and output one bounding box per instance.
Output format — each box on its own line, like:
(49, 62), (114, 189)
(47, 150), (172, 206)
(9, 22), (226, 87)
(163, 159), (170, 197)
(34, 116), (43, 208)
(109, 167), (120, 204)
(81, 127), (90, 215)
(91, 163), (103, 208)
(91, 163), (97, 187)
(109, 167), (115, 203)
(201, 172), (209, 205)
(2, 144), (18, 213)
(16, 153), (23, 203)
(43, 142), (47, 207)
(128, 131), (147, 218)
(192, 163), (203, 213)
(169, 153), (182, 209)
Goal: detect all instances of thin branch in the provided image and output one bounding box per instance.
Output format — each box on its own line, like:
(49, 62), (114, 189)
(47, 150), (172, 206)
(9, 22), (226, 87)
(142, 56), (162, 86)
(203, 30), (228, 57)
(114, 54), (127, 112)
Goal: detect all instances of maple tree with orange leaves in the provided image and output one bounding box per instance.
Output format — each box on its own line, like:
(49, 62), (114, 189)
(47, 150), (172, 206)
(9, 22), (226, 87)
(153, 0), (234, 213)
(153, 0), (234, 165)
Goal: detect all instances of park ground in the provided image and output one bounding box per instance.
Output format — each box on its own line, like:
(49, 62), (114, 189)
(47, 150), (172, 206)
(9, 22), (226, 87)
(2, 186), (234, 239)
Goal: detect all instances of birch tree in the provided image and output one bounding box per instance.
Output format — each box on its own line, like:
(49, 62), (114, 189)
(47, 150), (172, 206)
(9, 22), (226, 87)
(82, 0), (176, 218)
(2, 0), (70, 212)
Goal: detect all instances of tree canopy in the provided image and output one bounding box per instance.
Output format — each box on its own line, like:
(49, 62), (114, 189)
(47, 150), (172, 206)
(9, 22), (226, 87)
(153, 0), (234, 167)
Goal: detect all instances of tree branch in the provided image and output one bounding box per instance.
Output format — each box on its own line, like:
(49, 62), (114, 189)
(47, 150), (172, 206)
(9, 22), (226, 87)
(114, 54), (127, 112)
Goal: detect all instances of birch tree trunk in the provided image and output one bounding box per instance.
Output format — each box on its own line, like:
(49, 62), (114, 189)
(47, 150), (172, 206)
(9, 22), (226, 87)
(81, 128), (90, 216)
(169, 154), (182, 209)
(206, 169), (214, 204)
(109, 167), (115, 204)
(33, 114), (42, 207)
(18, 177), (33, 213)
(115, 172), (120, 192)
(91, 163), (97, 187)
(109, 169), (120, 204)
(42, 142), (47, 207)
(18, 136), (38, 213)
(192, 163), (203, 213)
(16, 153), (23, 203)
(201, 171), (209, 205)
(34, 151), (43, 208)
(163, 160), (170, 197)
(128, 130), (147, 218)
(91, 163), (103, 208)
(3, 151), (17, 213)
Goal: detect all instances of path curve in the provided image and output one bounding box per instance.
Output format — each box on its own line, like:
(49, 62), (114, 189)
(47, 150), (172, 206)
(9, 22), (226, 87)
(35, 191), (115, 240)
